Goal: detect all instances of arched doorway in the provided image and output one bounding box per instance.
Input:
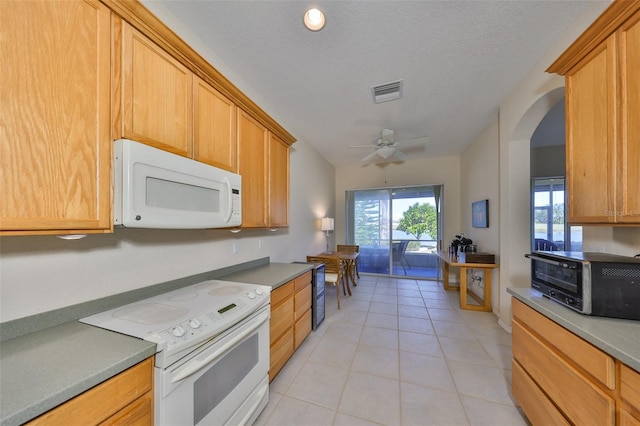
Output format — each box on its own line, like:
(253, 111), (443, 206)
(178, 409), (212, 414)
(497, 86), (565, 328)
(530, 97), (583, 252)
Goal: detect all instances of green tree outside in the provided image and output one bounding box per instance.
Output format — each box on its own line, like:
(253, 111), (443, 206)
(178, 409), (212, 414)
(396, 202), (437, 241)
(354, 199), (383, 246)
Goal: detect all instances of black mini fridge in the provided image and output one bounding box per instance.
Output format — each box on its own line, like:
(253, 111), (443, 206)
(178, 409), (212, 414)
(292, 262), (325, 330)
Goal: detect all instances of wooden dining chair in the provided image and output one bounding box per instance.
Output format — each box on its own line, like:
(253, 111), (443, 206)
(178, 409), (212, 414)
(336, 244), (360, 279)
(307, 256), (346, 309)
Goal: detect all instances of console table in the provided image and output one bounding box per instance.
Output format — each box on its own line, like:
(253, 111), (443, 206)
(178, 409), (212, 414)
(436, 251), (498, 312)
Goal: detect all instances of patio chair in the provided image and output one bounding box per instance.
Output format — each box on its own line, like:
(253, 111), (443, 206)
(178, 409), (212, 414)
(534, 238), (559, 251)
(391, 240), (410, 274)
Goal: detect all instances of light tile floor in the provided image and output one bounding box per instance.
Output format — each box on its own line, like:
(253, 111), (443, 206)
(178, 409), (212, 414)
(255, 275), (529, 426)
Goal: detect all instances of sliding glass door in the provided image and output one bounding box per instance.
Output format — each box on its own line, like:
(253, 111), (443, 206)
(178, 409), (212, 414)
(346, 185), (442, 278)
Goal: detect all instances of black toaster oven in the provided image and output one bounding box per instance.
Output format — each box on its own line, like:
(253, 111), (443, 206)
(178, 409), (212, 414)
(526, 251), (640, 321)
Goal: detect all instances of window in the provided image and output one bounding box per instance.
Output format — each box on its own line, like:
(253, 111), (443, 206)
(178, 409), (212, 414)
(531, 177), (582, 251)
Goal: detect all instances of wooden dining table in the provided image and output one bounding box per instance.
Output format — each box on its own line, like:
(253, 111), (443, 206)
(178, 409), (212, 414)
(312, 251), (359, 295)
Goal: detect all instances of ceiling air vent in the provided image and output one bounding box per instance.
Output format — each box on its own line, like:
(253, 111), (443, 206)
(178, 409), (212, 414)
(371, 80), (403, 104)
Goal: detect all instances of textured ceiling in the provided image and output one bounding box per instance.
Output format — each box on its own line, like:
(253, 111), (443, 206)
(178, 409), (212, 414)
(146, 1), (605, 167)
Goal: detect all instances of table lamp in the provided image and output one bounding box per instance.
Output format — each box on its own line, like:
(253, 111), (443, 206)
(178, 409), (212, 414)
(321, 217), (334, 252)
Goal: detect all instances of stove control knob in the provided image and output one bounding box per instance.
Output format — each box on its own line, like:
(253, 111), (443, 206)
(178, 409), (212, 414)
(247, 291), (256, 299)
(189, 319), (201, 329)
(255, 288), (264, 296)
(172, 325), (186, 337)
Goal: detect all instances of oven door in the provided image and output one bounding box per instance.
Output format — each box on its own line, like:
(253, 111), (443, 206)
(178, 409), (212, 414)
(155, 305), (270, 426)
(527, 253), (585, 312)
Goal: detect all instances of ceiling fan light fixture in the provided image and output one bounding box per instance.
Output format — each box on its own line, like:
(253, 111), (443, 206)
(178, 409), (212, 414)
(377, 146), (395, 159)
(303, 7), (325, 31)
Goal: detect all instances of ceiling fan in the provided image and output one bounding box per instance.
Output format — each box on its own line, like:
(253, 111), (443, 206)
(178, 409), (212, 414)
(348, 129), (430, 164)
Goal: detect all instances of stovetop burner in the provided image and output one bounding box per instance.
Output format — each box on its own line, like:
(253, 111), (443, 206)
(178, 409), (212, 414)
(80, 279), (270, 368)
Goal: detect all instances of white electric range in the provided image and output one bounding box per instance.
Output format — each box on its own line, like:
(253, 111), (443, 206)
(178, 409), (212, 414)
(81, 279), (271, 425)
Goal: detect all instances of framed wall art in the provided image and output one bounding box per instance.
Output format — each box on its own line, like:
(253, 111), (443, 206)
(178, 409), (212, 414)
(472, 199), (489, 228)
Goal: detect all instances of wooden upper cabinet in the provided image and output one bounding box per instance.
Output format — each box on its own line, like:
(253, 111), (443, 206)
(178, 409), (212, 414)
(618, 11), (640, 224)
(193, 76), (237, 172)
(0, 0), (112, 235)
(117, 22), (193, 157)
(238, 110), (268, 228)
(269, 134), (290, 227)
(565, 38), (616, 223)
(548, 3), (640, 224)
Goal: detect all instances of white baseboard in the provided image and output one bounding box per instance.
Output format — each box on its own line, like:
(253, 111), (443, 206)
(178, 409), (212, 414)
(498, 318), (512, 334)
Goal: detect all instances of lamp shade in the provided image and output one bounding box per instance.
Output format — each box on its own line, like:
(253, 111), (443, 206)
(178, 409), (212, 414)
(321, 217), (334, 231)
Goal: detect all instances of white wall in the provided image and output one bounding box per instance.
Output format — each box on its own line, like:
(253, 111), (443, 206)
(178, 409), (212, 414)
(0, 4), (337, 323)
(334, 156), (461, 251)
(459, 117), (501, 313)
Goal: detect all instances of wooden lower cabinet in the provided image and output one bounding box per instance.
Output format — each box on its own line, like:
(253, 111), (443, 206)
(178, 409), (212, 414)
(512, 360), (570, 426)
(269, 271), (312, 381)
(293, 272), (312, 350)
(621, 363), (640, 424)
(512, 298), (640, 426)
(26, 357), (153, 425)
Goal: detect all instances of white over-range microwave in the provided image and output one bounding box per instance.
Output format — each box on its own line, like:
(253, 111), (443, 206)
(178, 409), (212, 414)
(114, 139), (242, 229)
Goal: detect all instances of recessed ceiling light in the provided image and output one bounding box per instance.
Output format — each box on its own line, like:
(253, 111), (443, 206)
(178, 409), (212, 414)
(303, 7), (325, 31)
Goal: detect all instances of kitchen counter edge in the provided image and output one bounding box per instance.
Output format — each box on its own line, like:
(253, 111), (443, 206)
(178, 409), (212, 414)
(508, 287), (640, 371)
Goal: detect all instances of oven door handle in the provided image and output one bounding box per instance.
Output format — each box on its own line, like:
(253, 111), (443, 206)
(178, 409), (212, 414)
(233, 379), (268, 426)
(525, 253), (576, 268)
(170, 309), (269, 384)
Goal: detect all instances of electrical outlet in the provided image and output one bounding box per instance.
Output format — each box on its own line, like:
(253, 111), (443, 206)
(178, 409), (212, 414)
(258, 239), (263, 250)
(232, 242), (239, 254)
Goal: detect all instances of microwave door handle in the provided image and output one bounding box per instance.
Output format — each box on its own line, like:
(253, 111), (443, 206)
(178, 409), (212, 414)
(224, 177), (233, 223)
(525, 253), (576, 269)
(525, 253), (562, 266)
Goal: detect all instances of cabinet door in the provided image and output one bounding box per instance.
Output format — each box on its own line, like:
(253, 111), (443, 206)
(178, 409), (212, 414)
(193, 76), (237, 172)
(269, 134), (290, 227)
(617, 11), (640, 224)
(120, 23), (192, 156)
(512, 320), (615, 425)
(621, 363), (640, 414)
(27, 358), (153, 425)
(237, 110), (268, 227)
(565, 37), (617, 224)
(0, 0), (111, 235)
(294, 308), (312, 350)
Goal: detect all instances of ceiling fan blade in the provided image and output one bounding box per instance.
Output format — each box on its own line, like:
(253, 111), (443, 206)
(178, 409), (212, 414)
(392, 150), (408, 161)
(361, 151), (379, 164)
(348, 145), (375, 149)
(395, 136), (430, 148)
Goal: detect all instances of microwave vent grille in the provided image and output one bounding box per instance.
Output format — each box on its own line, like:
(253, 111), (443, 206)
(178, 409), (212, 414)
(602, 266), (640, 280)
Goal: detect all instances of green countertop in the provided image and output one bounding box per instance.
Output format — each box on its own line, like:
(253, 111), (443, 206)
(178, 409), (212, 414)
(508, 287), (640, 371)
(221, 262), (313, 288)
(0, 322), (155, 426)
